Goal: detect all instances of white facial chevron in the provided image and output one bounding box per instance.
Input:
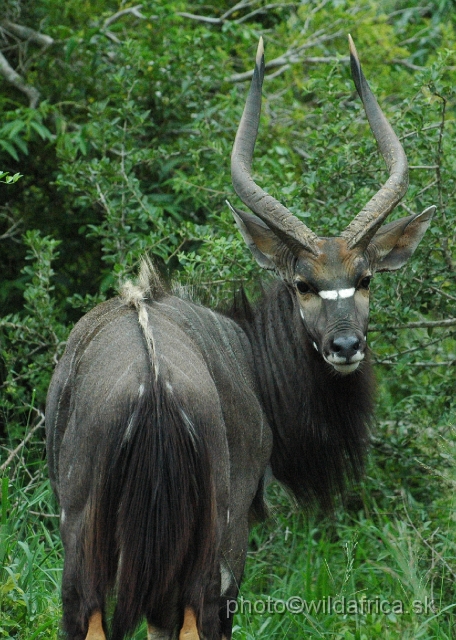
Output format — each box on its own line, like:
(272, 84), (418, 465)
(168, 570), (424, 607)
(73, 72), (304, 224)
(319, 288), (355, 300)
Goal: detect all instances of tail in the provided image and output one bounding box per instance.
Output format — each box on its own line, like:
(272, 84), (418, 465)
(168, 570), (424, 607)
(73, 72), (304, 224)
(83, 321), (217, 637)
(84, 262), (218, 637)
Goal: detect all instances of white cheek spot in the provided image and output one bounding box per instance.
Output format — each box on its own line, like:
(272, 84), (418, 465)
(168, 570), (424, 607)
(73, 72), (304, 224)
(67, 465), (73, 480)
(165, 381), (173, 393)
(61, 509), (66, 524)
(313, 341), (319, 352)
(138, 383), (145, 396)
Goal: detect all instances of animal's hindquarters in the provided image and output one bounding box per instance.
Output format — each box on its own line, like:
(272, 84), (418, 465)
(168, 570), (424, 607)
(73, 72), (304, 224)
(47, 305), (229, 639)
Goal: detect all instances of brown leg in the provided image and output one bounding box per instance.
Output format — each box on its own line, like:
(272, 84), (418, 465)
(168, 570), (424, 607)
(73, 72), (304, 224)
(85, 611), (106, 640)
(179, 607), (199, 640)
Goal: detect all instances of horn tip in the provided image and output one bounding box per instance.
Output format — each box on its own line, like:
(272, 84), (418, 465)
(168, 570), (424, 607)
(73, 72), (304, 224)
(256, 36), (264, 66)
(348, 34), (360, 66)
(348, 34), (364, 96)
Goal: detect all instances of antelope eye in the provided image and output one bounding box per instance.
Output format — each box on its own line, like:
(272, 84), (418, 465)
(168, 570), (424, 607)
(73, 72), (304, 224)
(359, 276), (372, 290)
(295, 280), (311, 295)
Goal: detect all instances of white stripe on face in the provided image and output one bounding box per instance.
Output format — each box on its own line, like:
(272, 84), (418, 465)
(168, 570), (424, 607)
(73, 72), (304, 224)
(319, 287), (355, 300)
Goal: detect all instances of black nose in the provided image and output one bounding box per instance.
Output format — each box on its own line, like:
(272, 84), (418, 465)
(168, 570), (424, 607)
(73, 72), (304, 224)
(330, 335), (360, 360)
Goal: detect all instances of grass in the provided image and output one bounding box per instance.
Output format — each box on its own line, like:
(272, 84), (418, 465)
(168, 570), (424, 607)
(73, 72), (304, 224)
(0, 415), (455, 639)
(235, 490), (456, 639)
(0, 467), (61, 638)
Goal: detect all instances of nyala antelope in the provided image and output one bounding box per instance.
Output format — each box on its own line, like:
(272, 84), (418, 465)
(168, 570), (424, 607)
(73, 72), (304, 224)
(46, 36), (434, 640)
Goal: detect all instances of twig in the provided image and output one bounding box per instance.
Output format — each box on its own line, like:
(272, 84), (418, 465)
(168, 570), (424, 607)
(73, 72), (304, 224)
(412, 277), (456, 303)
(370, 318), (456, 331)
(220, 0), (260, 21)
(178, 2), (297, 25)
(391, 58), (424, 71)
(417, 179), (438, 197)
(377, 360), (455, 367)
(104, 31), (121, 44)
(103, 5), (146, 29)
(303, 0), (333, 32)
(398, 202), (415, 215)
(398, 25), (432, 47)
(387, 5), (432, 19)
(409, 165), (439, 170)
(228, 54), (347, 83)
(177, 12), (224, 25)
(0, 215), (22, 241)
(425, 286), (456, 303)
(0, 413), (45, 473)
(0, 50), (40, 107)
(374, 331), (454, 364)
(264, 63), (291, 80)
(400, 122), (448, 140)
(235, 3), (298, 25)
(0, 20), (54, 48)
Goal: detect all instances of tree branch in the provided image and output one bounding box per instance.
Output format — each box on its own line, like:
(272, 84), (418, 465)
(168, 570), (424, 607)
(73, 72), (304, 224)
(414, 281), (456, 303)
(370, 318), (456, 331)
(0, 19), (54, 48)
(220, 0), (263, 20)
(0, 213), (22, 241)
(377, 360), (455, 367)
(103, 5), (146, 29)
(228, 54), (347, 82)
(0, 412), (45, 473)
(391, 57), (424, 71)
(400, 122), (448, 140)
(235, 3), (298, 24)
(176, 12), (223, 25)
(178, 1), (298, 25)
(0, 50), (40, 107)
(409, 165), (439, 170)
(374, 332), (452, 364)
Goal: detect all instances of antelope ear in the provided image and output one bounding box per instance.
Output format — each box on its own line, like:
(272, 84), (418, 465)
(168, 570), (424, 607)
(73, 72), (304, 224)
(367, 206), (435, 272)
(227, 201), (291, 271)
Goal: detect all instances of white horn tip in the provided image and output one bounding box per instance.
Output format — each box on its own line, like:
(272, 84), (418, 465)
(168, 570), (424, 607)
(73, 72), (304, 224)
(256, 37), (264, 65)
(348, 34), (358, 60)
